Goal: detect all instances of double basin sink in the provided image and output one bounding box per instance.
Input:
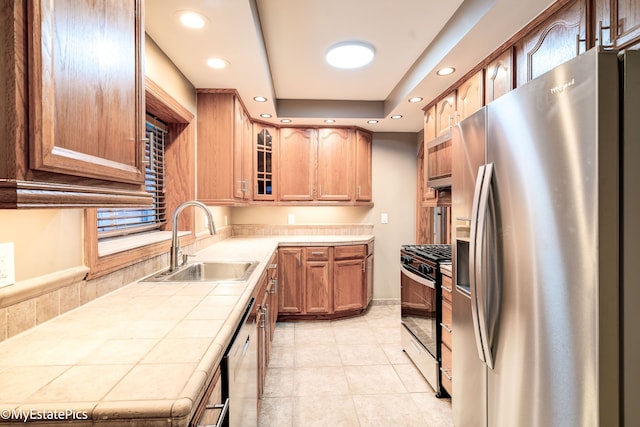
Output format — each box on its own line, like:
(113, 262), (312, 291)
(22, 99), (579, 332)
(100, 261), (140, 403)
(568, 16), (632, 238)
(142, 261), (259, 283)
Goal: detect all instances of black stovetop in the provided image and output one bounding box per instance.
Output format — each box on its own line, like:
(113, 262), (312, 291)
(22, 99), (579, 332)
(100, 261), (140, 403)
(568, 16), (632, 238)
(401, 244), (452, 263)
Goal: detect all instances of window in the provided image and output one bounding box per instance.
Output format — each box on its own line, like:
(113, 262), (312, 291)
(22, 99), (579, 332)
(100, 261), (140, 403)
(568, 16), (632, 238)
(97, 115), (167, 238)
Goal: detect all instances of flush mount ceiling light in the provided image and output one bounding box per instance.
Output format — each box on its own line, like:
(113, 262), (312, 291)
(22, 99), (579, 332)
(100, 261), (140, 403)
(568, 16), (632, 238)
(207, 57), (229, 69)
(260, 113), (272, 118)
(324, 119), (336, 124)
(325, 41), (375, 69)
(437, 67), (456, 76)
(408, 97), (423, 103)
(391, 115), (403, 119)
(367, 120), (379, 124)
(281, 119), (292, 123)
(253, 96), (268, 102)
(178, 11), (208, 29)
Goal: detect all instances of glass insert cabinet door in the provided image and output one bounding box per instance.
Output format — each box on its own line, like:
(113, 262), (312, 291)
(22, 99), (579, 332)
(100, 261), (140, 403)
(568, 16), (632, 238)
(254, 124), (277, 200)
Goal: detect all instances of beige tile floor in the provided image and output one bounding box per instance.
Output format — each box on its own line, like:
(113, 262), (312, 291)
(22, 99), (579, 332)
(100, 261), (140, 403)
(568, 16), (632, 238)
(259, 304), (453, 427)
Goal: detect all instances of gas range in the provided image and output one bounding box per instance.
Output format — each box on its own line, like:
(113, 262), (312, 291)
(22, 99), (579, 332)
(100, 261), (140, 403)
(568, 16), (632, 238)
(401, 244), (452, 263)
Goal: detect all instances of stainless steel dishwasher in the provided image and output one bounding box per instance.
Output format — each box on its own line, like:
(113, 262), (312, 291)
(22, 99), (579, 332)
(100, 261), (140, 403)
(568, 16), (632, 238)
(223, 297), (257, 427)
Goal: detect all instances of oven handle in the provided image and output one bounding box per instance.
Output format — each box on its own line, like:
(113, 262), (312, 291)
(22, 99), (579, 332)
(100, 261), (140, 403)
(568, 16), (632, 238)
(400, 264), (435, 289)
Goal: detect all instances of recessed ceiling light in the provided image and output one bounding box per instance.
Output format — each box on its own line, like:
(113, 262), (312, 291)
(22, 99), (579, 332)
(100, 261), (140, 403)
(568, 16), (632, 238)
(260, 113), (272, 118)
(324, 119), (335, 124)
(207, 58), (229, 69)
(408, 97), (423, 103)
(281, 119), (292, 123)
(325, 41), (375, 69)
(437, 67), (456, 76)
(254, 96), (267, 102)
(178, 11), (207, 29)
(367, 120), (379, 124)
(391, 115), (403, 119)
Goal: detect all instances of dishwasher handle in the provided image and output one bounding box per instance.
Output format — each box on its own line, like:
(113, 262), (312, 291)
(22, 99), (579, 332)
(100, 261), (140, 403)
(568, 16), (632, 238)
(196, 398), (229, 427)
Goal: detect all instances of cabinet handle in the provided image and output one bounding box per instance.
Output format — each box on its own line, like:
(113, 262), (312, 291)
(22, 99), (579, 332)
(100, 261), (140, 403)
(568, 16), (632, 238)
(197, 398), (229, 427)
(311, 251), (325, 256)
(441, 367), (452, 381)
(362, 261), (365, 272)
(268, 263), (277, 270)
(297, 253), (301, 267)
(442, 285), (452, 293)
(597, 21), (614, 49)
(270, 278), (277, 293)
(440, 322), (452, 333)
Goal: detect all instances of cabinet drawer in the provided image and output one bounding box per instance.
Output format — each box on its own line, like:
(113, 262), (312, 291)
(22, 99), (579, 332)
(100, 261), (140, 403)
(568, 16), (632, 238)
(306, 247), (330, 261)
(441, 343), (453, 395)
(441, 274), (453, 302)
(441, 298), (452, 349)
(334, 244), (365, 260)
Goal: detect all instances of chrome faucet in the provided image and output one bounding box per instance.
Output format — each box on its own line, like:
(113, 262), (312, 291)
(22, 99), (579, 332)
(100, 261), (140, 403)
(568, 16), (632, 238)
(170, 200), (216, 271)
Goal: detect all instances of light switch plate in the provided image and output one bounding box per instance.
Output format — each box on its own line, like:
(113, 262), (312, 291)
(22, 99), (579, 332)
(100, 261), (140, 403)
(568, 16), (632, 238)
(0, 242), (15, 288)
(381, 213), (389, 224)
(288, 214), (295, 225)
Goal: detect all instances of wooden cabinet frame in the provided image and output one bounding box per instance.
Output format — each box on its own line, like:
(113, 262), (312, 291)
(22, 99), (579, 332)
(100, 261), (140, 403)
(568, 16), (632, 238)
(1, 0), (151, 208)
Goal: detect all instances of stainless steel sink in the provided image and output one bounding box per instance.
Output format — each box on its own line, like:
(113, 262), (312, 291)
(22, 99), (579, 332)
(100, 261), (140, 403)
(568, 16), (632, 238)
(142, 261), (258, 283)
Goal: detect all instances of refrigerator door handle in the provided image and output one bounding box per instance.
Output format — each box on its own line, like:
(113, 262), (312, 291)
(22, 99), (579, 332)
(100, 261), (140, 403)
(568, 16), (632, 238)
(475, 163), (496, 369)
(469, 164), (488, 364)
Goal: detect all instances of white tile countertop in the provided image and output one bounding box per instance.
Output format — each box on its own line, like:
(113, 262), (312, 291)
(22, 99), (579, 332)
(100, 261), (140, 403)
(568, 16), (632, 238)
(0, 235), (373, 426)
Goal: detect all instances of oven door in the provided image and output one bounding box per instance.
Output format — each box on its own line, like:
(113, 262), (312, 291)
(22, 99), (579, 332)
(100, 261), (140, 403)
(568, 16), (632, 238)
(400, 263), (440, 392)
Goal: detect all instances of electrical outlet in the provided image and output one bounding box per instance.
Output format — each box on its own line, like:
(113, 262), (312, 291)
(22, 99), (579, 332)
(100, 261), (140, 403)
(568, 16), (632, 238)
(287, 214), (295, 225)
(0, 242), (16, 288)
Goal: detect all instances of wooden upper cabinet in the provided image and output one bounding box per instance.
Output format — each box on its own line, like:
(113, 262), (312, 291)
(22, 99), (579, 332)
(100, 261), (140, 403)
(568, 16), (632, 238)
(456, 71), (484, 121)
(424, 105), (437, 142)
(233, 100), (252, 201)
(0, 0), (150, 208)
(485, 48), (514, 104)
(597, 0), (640, 49)
(278, 128), (316, 201)
(515, 0), (586, 85)
(253, 122), (277, 201)
(316, 128), (353, 202)
(436, 92), (457, 136)
(196, 92), (235, 204)
(355, 129), (372, 202)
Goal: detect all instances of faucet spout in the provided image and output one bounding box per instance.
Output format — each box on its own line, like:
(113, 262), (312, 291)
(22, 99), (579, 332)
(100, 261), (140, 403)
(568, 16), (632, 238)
(170, 200), (216, 271)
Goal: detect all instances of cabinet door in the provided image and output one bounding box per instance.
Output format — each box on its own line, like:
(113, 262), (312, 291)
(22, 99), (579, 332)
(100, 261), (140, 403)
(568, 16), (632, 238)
(25, 0), (146, 186)
(253, 123), (277, 201)
(233, 101), (252, 201)
(365, 253), (374, 306)
(278, 248), (304, 313)
(197, 92), (235, 203)
(597, 0), (640, 49)
(424, 105), (437, 142)
(305, 260), (332, 314)
(333, 258), (365, 312)
(485, 48), (514, 104)
(456, 71), (484, 121)
(317, 128), (353, 201)
(435, 92), (456, 136)
(515, 0), (585, 85)
(278, 128), (315, 201)
(354, 130), (372, 202)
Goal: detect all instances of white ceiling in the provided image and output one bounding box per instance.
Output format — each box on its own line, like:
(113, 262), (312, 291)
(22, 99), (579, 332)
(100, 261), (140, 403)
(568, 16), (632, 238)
(145, 0), (555, 133)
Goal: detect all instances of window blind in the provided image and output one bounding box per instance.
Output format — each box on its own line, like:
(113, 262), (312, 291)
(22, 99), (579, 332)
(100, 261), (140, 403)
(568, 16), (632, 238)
(97, 116), (167, 238)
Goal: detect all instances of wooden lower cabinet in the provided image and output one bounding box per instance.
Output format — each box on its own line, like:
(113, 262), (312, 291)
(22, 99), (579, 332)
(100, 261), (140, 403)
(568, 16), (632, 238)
(277, 244), (372, 319)
(333, 245), (367, 313)
(305, 253), (332, 314)
(278, 247), (304, 314)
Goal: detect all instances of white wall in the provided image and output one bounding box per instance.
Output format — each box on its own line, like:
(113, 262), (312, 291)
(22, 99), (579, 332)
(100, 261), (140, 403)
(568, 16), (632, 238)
(369, 132), (417, 299)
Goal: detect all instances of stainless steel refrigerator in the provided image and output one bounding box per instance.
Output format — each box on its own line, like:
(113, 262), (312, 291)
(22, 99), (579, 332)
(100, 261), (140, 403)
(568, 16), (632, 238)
(451, 47), (640, 427)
